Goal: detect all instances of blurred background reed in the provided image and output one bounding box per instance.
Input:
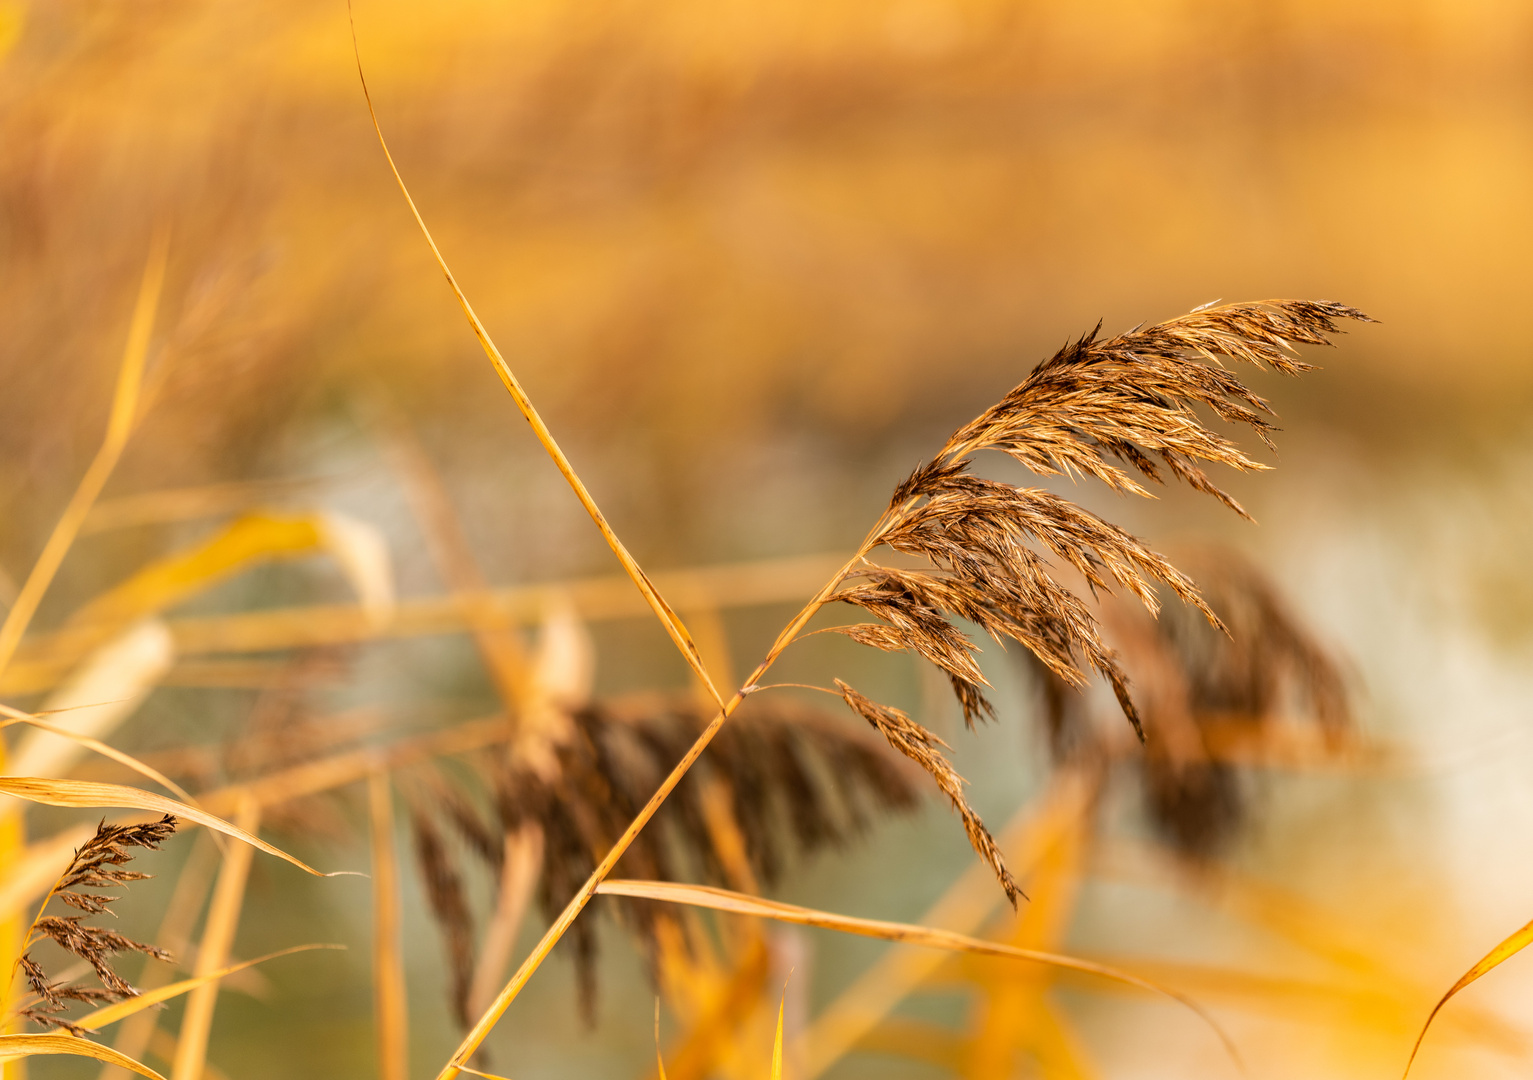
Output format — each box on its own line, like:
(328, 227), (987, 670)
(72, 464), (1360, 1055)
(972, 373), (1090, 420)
(3, 1), (1533, 1077)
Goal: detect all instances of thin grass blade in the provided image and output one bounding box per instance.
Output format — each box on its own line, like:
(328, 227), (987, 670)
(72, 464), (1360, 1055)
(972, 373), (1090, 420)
(344, 2), (721, 709)
(77, 944), (344, 1030)
(771, 991), (785, 1080)
(1, 706), (197, 805)
(1403, 913), (1533, 1078)
(0, 1034), (166, 1078)
(0, 777), (335, 876)
(595, 880), (1240, 1070)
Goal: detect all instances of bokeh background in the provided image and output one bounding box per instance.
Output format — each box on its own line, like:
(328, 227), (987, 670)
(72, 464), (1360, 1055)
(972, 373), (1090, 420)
(3, 0), (1533, 1077)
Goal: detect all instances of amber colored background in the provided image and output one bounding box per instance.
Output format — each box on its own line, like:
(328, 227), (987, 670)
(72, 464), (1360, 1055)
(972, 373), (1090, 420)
(4, 1), (1533, 1078)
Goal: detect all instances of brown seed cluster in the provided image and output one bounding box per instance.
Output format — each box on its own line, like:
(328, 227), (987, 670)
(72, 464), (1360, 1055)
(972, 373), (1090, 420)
(836, 680), (1021, 905)
(17, 815), (177, 1035)
(829, 300), (1370, 899)
(407, 693), (919, 1025)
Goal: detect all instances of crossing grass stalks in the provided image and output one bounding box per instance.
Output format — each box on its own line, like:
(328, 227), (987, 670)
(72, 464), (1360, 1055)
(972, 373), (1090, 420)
(29, 8), (1532, 1080)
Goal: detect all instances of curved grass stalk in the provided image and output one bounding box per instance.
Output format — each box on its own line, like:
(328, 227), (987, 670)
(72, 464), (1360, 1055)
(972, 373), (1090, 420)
(0, 708), (197, 807)
(1403, 913), (1533, 1078)
(344, 2), (721, 713)
(599, 878), (1241, 1071)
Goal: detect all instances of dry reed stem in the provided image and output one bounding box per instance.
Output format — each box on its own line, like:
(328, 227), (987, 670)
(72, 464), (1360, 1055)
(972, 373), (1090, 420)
(368, 772), (409, 1080)
(171, 797), (258, 1080)
(78, 946), (344, 1033)
(0, 710), (197, 808)
(5, 553), (847, 694)
(345, 2), (723, 714)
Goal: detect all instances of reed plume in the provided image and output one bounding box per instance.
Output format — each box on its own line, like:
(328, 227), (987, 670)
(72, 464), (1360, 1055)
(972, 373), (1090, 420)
(823, 300), (1370, 902)
(11, 815), (177, 1035)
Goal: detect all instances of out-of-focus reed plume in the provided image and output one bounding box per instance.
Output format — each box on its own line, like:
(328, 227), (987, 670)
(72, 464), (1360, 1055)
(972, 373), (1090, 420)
(1038, 545), (1353, 856)
(406, 693), (918, 1026)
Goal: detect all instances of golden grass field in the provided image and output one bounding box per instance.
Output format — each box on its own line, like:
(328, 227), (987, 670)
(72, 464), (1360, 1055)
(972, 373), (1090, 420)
(3, 2), (1533, 1078)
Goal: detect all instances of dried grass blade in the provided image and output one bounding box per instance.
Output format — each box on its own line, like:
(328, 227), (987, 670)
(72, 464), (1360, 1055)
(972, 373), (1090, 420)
(0, 1034), (167, 1078)
(8, 554), (848, 694)
(654, 998), (669, 1080)
(1403, 914), (1533, 1078)
(68, 512), (387, 632)
(369, 772), (409, 1080)
(771, 991), (785, 1080)
(0, 778), (332, 876)
(594, 880), (1239, 1068)
(344, 2), (721, 709)
(0, 707), (197, 806)
(172, 798), (258, 1080)
(76, 944), (344, 1030)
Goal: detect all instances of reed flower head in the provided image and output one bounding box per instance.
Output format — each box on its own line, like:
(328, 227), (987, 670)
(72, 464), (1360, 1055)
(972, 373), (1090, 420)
(828, 300), (1371, 900)
(15, 814), (177, 1035)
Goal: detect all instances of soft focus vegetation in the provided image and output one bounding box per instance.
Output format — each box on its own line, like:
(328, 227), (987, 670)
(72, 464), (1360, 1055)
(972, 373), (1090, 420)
(3, 2), (1533, 1079)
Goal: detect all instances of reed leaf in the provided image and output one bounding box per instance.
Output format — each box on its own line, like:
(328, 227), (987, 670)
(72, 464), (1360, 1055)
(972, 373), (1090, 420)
(0, 778), (333, 877)
(75, 945), (345, 1031)
(1403, 915), (1533, 1078)
(0, 1034), (166, 1078)
(594, 879), (1239, 1070)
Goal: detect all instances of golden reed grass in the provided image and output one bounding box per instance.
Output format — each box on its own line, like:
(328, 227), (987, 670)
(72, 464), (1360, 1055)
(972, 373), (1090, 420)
(347, 5), (1374, 1056)
(0, 9), (1415, 1077)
